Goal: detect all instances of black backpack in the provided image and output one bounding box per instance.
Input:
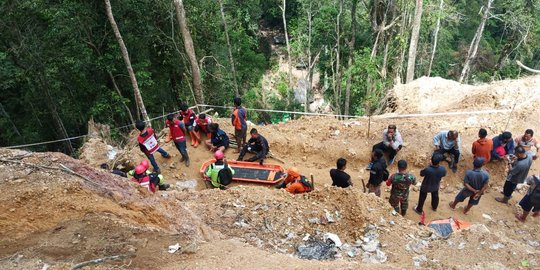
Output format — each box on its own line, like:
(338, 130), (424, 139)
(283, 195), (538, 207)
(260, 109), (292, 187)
(217, 163), (233, 186)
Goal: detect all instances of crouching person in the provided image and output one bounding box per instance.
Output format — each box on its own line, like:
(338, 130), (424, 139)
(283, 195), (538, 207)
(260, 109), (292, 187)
(131, 164), (170, 192)
(276, 167), (312, 194)
(205, 150), (235, 189)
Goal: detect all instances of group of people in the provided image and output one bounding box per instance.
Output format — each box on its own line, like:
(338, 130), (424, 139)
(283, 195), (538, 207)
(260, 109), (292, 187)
(125, 101), (539, 221)
(329, 126), (539, 222)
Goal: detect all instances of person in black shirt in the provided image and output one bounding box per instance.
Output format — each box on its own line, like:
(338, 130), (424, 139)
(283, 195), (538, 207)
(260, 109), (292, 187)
(330, 158), (353, 188)
(367, 149), (388, 197)
(237, 128), (269, 164)
(413, 153), (447, 214)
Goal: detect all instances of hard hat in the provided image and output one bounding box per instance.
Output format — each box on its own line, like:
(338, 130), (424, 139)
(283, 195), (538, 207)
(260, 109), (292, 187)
(140, 160), (150, 170)
(214, 150), (224, 160)
(134, 165), (146, 175)
(287, 167), (300, 178)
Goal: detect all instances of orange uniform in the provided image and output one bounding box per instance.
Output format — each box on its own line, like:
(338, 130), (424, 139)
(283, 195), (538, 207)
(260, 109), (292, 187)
(285, 181), (310, 194)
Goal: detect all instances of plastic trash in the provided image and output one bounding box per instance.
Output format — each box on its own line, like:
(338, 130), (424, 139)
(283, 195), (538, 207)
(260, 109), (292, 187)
(297, 240), (338, 260)
(324, 233), (342, 247)
(168, 243), (181, 254)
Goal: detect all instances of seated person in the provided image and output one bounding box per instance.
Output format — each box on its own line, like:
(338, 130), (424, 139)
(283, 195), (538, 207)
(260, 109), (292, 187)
(205, 123), (230, 152)
(433, 130), (460, 173)
(205, 150), (235, 189)
(515, 129), (539, 161)
(237, 128), (269, 164)
(330, 158), (352, 188)
(194, 113), (212, 139)
(491, 131), (515, 161)
(131, 164), (170, 192)
(372, 124), (403, 165)
(277, 167), (312, 194)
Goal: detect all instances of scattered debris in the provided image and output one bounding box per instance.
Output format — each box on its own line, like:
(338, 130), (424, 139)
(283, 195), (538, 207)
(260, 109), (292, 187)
(412, 254), (427, 267)
(323, 233), (342, 247)
(175, 180), (197, 190)
(490, 243), (505, 250)
(297, 239), (338, 260)
(168, 243), (181, 254)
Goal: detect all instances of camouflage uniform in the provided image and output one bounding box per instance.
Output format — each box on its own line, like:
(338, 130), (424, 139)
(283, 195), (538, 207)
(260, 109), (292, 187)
(389, 172), (417, 215)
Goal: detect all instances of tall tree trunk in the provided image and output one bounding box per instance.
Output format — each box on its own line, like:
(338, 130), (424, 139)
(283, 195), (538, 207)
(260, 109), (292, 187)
(427, 0), (444, 77)
(459, 0), (493, 83)
(405, 0), (423, 83)
(218, 0), (239, 96)
(280, 0), (293, 106)
(107, 71), (135, 126)
(395, 6), (411, 84)
(104, 0), (151, 125)
(333, 0), (343, 117)
(174, 0), (204, 105)
(344, 0), (358, 118)
(305, 1), (313, 113)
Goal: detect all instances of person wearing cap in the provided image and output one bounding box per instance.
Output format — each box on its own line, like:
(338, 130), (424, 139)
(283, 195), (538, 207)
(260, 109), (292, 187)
(131, 164), (170, 192)
(372, 124), (404, 165)
(205, 150), (235, 188)
(135, 120), (171, 173)
(472, 128), (492, 163)
(496, 146), (533, 204)
(433, 130), (460, 173)
(449, 157), (490, 214)
(367, 149), (388, 197)
(165, 113), (190, 167)
(276, 167), (312, 194)
(413, 153), (447, 214)
(386, 160), (416, 216)
(515, 175), (540, 222)
(491, 131), (515, 161)
(514, 129), (539, 161)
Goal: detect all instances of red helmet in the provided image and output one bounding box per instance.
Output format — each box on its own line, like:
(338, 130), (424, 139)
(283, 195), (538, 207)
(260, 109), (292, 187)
(214, 150), (224, 160)
(140, 160), (150, 170)
(287, 167), (300, 178)
(134, 165), (146, 175)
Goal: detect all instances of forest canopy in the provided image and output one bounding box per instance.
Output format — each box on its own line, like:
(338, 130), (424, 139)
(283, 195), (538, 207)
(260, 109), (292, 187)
(1, 0), (539, 154)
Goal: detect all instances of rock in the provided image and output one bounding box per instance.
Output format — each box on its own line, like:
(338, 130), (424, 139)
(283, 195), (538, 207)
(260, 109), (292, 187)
(361, 240), (380, 252)
(413, 254), (427, 267)
(308, 217), (320, 224)
(527, 240), (539, 247)
(297, 240), (337, 260)
(490, 243), (505, 250)
(183, 242), (198, 254)
(324, 209), (335, 223)
(482, 214), (492, 220)
(470, 224), (491, 234)
(126, 245), (137, 253)
(362, 249), (387, 264)
(458, 242), (466, 250)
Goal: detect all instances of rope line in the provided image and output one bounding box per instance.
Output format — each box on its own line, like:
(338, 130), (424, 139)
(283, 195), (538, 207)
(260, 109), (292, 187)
(1, 105), (513, 149)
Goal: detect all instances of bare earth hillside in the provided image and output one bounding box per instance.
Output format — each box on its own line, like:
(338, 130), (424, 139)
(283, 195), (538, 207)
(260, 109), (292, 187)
(1, 76), (539, 269)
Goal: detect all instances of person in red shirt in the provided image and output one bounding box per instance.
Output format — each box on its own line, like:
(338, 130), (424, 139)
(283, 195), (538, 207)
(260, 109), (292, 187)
(180, 103), (200, 147)
(472, 128), (493, 164)
(194, 113), (212, 142)
(165, 113), (190, 167)
(136, 120), (170, 173)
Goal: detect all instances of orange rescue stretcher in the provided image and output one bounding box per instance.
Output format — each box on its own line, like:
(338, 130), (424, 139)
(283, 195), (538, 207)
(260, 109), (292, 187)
(199, 159), (286, 184)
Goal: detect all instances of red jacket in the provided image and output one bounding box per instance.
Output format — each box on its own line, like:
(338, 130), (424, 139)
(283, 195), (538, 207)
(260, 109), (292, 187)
(166, 119), (186, 142)
(181, 109), (197, 127)
(131, 175), (157, 193)
(195, 117), (211, 134)
(137, 128), (159, 155)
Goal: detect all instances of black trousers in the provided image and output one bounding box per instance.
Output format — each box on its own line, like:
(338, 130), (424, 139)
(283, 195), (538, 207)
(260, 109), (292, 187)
(436, 148), (460, 165)
(372, 142), (398, 161)
(503, 181), (517, 198)
(416, 190), (439, 212)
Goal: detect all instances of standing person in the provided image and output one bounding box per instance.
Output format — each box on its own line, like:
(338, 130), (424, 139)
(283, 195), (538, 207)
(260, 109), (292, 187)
(180, 103), (199, 147)
(330, 158), (353, 188)
(367, 149), (388, 197)
(205, 123), (230, 152)
(495, 146), (533, 204)
(491, 131), (515, 161)
(515, 129), (539, 161)
(386, 160), (416, 216)
(194, 113), (212, 141)
(135, 120), (171, 173)
(433, 130), (461, 173)
(372, 124), (404, 165)
(449, 158), (490, 214)
(472, 128), (493, 163)
(515, 175), (540, 222)
(165, 113), (190, 167)
(205, 150), (235, 189)
(413, 153), (447, 214)
(231, 97), (247, 153)
(237, 128), (269, 164)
